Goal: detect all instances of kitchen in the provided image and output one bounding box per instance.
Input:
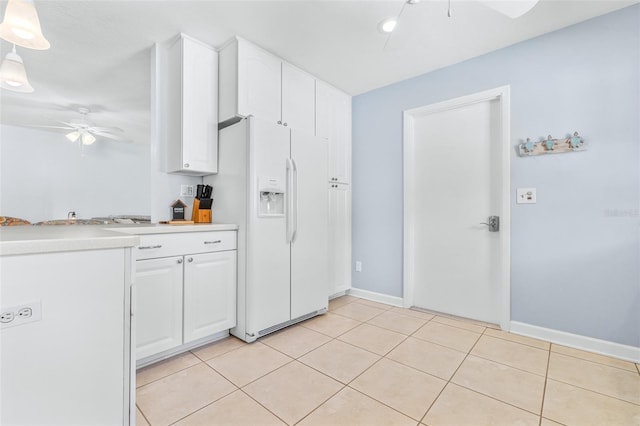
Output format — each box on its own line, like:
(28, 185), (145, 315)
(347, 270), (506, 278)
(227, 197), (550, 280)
(3, 3), (635, 426)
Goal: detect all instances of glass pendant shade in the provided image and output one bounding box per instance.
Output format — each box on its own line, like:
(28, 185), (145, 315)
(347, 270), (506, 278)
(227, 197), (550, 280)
(0, 47), (33, 92)
(66, 131), (80, 142)
(0, 0), (50, 50)
(81, 132), (96, 145)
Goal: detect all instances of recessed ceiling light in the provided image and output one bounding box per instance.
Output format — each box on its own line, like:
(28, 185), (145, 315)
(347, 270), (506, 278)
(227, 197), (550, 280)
(378, 17), (398, 33)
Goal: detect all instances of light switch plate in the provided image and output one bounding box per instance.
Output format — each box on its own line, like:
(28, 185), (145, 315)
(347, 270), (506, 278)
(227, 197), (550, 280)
(517, 188), (537, 204)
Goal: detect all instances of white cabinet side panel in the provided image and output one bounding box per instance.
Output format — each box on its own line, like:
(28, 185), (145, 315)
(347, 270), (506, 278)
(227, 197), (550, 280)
(237, 39), (281, 124)
(205, 121), (249, 339)
(218, 38), (239, 123)
(247, 117), (291, 333)
(1, 249), (126, 425)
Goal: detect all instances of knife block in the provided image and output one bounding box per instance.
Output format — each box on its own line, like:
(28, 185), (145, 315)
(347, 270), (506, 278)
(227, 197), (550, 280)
(191, 199), (212, 224)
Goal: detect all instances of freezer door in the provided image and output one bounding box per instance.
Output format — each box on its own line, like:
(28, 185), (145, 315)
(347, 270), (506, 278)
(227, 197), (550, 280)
(290, 130), (329, 318)
(246, 117), (292, 334)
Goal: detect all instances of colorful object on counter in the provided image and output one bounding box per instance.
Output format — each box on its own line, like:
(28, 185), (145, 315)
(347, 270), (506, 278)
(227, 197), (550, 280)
(0, 216), (30, 226)
(171, 199), (187, 221)
(192, 185), (213, 223)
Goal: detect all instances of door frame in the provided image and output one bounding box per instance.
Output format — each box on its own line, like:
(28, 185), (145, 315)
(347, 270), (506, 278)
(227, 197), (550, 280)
(402, 86), (511, 330)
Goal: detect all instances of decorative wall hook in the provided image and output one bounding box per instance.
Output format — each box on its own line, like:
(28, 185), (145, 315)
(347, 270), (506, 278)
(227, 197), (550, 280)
(518, 131), (586, 157)
(543, 135), (555, 151)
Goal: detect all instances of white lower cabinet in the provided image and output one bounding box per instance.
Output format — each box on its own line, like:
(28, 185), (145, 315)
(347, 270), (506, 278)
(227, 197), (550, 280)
(328, 183), (351, 296)
(134, 231), (237, 362)
(184, 251), (237, 343)
(135, 256), (184, 360)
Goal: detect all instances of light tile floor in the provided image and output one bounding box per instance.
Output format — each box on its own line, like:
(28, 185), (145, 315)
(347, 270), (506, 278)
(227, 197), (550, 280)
(136, 296), (640, 426)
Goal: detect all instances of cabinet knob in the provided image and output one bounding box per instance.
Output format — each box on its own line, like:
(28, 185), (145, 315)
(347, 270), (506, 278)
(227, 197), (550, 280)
(177, 258), (183, 264)
(187, 257), (194, 263)
(277, 120), (282, 125)
(184, 163), (190, 168)
(283, 122), (288, 127)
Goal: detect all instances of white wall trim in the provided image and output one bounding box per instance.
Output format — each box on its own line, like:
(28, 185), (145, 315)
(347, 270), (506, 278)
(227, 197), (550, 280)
(510, 321), (640, 363)
(402, 86), (511, 330)
(348, 287), (404, 307)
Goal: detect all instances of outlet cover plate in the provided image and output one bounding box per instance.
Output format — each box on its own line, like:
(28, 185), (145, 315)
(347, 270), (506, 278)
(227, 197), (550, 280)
(0, 301), (42, 329)
(517, 188), (537, 204)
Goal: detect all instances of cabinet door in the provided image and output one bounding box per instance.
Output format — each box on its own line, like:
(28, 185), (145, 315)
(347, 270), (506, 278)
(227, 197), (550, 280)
(281, 63), (315, 135)
(316, 82), (351, 184)
(237, 39), (281, 125)
(328, 183), (351, 296)
(135, 257), (184, 360)
(183, 251), (237, 343)
(181, 36), (218, 174)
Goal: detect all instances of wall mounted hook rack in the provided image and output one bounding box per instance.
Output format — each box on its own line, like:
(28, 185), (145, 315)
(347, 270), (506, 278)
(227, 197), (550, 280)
(518, 131), (585, 157)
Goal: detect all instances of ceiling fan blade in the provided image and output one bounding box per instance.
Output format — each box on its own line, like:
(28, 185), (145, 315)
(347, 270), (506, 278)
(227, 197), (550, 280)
(30, 125), (75, 130)
(91, 130), (127, 141)
(89, 126), (124, 133)
(59, 121), (81, 128)
(478, 0), (539, 18)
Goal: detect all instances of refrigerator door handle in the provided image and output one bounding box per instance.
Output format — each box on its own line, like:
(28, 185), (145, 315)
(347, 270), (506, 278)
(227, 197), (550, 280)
(291, 158), (298, 242)
(286, 158), (294, 243)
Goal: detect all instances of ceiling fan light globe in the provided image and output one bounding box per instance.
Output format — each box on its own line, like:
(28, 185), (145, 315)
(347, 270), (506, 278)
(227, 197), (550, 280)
(0, 0), (50, 50)
(66, 131), (80, 142)
(378, 18), (397, 33)
(0, 50), (33, 92)
(81, 132), (96, 145)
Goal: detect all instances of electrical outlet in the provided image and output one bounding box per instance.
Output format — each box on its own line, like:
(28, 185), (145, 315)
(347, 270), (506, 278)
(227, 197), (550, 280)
(0, 301), (41, 329)
(355, 261), (362, 272)
(180, 185), (195, 197)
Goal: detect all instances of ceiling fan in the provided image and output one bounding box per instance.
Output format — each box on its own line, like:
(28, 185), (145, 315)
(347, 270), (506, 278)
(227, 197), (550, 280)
(36, 107), (126, 145)
(380, 0), (540, 42)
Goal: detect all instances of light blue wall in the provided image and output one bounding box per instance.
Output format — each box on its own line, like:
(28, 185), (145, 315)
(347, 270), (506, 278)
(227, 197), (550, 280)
(352, 5), (640, 347)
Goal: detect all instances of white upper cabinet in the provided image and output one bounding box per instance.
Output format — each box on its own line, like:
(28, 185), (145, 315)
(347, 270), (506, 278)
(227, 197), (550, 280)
(281, 62), (315, 133)
(219, 37), (315, 135)
(164, 34), (218, 176)
(235, 39), (281, 125)
(316, 81), (352, 184)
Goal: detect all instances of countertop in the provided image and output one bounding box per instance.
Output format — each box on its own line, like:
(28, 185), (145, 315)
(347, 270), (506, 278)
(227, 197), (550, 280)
(0, 223), (238, 256)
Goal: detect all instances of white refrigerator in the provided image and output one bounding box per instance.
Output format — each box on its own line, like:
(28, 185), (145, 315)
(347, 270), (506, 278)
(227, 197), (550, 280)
(205, 116), (328, 342)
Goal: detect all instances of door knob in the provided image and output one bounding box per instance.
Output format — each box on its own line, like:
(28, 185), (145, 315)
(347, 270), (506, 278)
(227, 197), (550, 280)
(480, 216), (500, 232)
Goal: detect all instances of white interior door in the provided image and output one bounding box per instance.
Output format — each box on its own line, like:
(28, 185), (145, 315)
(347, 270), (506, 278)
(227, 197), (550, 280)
(405, 88), (509, 326)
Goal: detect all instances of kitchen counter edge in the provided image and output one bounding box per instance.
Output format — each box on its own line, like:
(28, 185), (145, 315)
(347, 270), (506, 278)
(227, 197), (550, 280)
(0, 223), (238, 256)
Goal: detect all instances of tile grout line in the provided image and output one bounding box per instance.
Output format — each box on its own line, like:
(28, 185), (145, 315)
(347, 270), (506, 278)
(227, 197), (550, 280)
(549, 349), (640, 374)
(136, 403), (153, 426)
(418, 326), (486, 425)
(538, 339), (552, 426)
(237, 387), (294, 426)
(544, 376), (640, 407)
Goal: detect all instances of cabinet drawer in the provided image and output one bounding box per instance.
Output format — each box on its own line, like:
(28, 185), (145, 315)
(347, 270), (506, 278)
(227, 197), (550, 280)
(136, 231), (237, 260)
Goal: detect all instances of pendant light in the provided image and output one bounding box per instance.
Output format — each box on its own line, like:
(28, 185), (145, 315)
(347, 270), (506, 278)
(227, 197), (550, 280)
(0, 0), (50, 50)
(0, 44), (33, 92)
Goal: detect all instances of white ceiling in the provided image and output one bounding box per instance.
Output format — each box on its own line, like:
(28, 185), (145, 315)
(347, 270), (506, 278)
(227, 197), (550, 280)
(0, 0), (636, 144)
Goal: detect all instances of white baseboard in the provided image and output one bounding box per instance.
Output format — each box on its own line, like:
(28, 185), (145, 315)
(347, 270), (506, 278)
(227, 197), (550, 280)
(510, 321), (640, 363)
(348, 288), (404, 307)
